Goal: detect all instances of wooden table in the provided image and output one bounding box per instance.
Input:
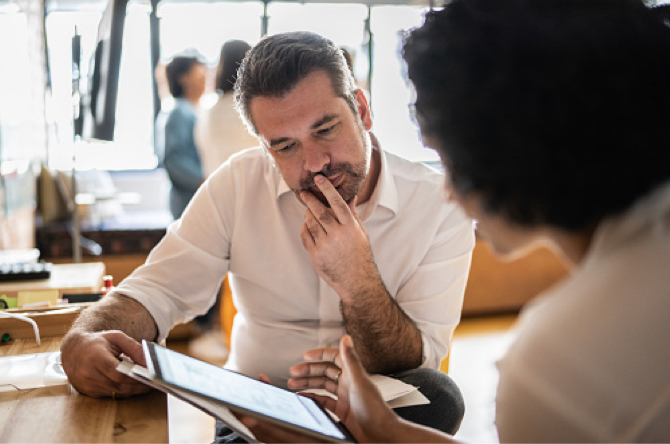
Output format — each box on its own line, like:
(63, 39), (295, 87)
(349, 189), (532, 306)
(0, 337), (168, 443)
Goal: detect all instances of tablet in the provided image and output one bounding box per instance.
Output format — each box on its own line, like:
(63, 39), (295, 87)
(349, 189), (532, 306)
(142, 341), (354, 443)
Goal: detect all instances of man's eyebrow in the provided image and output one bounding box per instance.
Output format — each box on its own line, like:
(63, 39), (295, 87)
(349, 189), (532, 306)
(311, 113), (339, 130)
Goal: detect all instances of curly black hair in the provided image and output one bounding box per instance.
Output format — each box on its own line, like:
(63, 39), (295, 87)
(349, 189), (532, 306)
(403, 0), (670, 231)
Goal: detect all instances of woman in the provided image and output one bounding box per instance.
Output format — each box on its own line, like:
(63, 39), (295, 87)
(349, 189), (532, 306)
(194, 40), (257, 177)
(241, 0), (670, 442)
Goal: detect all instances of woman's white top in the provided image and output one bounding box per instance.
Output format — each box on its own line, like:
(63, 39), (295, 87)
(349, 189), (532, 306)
(496, 182), (670, 442)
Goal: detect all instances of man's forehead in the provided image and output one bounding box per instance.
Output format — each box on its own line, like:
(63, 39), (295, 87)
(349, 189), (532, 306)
(250, 70), (340, 109)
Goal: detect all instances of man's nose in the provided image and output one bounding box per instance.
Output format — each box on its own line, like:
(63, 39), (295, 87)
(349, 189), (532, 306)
(302, 142), (330, 173)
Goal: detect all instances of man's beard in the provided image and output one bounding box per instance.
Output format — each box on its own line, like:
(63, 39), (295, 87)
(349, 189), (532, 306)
(294, 161), (367, 207)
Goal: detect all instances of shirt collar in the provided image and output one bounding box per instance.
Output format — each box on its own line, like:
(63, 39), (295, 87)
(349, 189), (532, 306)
(275, 134), (399, 217)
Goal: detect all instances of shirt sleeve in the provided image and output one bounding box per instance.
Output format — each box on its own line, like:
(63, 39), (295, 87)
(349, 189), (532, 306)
(110, 168), (233, 342)
(163, 107), (204, 192)
(397, 205), (475, 369)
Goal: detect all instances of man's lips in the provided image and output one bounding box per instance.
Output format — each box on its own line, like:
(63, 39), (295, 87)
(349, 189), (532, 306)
(303, 172), (345, 197)
(325, 172), (344, 188)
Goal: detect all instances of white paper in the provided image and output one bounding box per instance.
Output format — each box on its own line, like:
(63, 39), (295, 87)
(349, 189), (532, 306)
(0, 351), (68, 392)
(299, 374), (429, 406)
(387, 388), (431, 408)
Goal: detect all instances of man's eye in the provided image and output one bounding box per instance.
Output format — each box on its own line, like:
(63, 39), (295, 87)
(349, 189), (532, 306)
(277, 142), (297, 152)
(317, 124), (337, 135)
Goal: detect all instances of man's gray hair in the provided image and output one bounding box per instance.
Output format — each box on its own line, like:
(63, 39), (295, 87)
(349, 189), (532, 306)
(234, 31), (358, 135)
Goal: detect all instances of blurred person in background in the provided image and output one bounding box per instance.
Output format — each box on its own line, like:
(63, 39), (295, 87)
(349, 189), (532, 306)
(195, 40), (257, 177)
(163, 54), (206, 220)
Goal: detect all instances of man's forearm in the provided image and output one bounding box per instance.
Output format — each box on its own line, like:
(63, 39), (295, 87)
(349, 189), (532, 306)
(67, 294), (158, 342)
(341, 281), (423, 375)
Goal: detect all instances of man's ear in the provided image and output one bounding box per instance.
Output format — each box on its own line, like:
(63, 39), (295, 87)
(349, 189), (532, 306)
(355, 89), (373, 131)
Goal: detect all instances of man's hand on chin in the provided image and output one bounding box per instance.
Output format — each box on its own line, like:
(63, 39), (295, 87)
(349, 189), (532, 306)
(299, 175), (380, 300)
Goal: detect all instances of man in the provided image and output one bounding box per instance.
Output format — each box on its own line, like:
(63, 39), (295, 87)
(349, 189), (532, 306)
(61, 31), (474, 435)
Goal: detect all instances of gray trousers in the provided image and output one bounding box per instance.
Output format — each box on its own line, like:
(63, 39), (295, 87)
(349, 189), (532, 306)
(390, 367), (464, 434)
(213, 367), (464, 442)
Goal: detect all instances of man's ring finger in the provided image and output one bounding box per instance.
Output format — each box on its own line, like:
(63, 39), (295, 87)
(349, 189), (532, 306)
(334, 369), (342, 383)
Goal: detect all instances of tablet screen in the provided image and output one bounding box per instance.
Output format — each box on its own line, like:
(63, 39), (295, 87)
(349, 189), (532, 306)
(149, 343), (347, 441)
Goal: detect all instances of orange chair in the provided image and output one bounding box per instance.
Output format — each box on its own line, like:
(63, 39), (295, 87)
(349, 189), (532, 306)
(220, 275), (236, 350)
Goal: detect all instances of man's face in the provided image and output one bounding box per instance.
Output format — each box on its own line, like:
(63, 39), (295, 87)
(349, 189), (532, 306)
(249, 70), (373, 206)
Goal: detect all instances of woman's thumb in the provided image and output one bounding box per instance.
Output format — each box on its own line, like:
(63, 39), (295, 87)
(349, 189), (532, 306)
(340, 335), (363, 378)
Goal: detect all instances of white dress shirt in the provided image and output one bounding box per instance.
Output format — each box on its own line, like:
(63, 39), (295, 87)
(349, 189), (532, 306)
(114, 146), (474, 387)
(495, 182), (670, 442)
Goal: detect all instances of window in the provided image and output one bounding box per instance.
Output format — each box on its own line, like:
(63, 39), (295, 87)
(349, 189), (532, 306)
(157, 1), (263, 112)
(46, 0), (154, 170)
(370, 5), (437, 162)
(0, 7), (38, 161)
(158, 1), (262, 62)
(44, 0), (435, 171)
(266, 2), (368, 46)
